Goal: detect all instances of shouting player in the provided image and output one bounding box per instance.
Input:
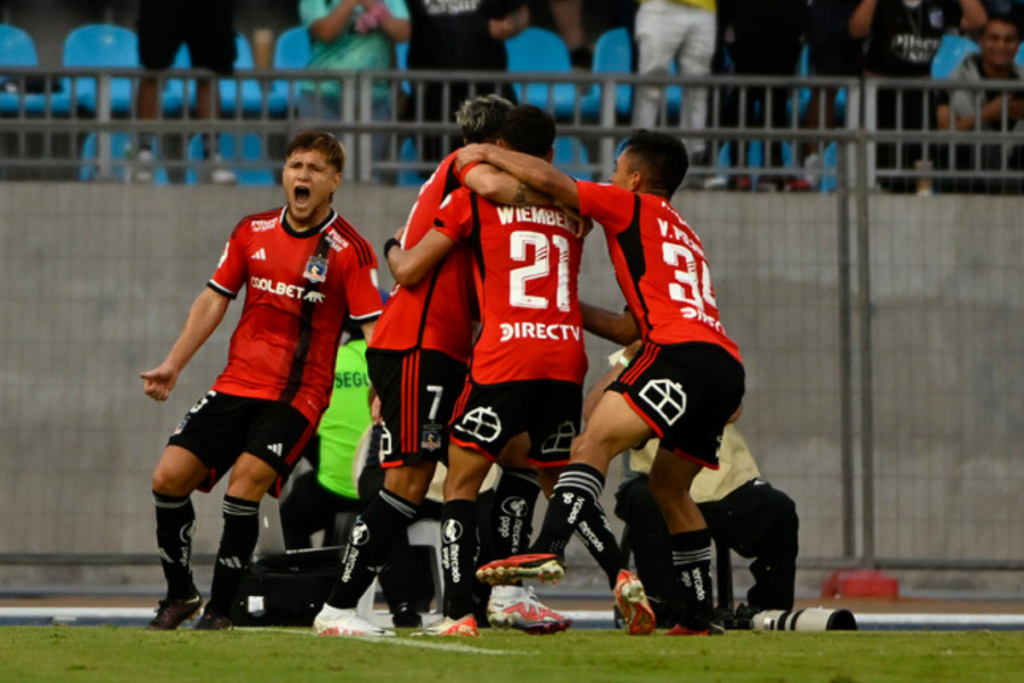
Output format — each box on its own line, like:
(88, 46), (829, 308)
(467, 130), (745, 636)
(142, 131), (383, 630)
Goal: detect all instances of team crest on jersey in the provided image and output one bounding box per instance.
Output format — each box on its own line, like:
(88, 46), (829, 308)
(304, 255), (329, 283)
(420, 424), (443, 452)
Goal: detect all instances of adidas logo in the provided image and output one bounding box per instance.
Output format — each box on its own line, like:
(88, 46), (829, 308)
(267, 443), (283, 457)
(252, 248), (267, 260)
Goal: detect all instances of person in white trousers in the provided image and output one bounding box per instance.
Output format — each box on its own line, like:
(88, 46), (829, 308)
(632, 0), (717, 164)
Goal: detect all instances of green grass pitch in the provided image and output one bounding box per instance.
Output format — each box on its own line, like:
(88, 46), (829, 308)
(3, 627), (1024, 683)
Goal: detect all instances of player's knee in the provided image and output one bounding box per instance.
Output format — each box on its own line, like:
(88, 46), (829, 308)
(151, 467), (193, 497)
(383, 463), (434, 503)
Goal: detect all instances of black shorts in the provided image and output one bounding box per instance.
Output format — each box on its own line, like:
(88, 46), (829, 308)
(449, 379), (582, 467)
(167, 390), (314, 494)
(367, 348), (468, 467)
(609, 342), (744, 469)
(137, 0), (236, 73)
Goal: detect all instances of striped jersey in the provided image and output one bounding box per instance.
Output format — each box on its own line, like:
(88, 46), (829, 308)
(370, 150), (476, 362)
(207, 206), (383, 423)
(577, 181), (741, 362)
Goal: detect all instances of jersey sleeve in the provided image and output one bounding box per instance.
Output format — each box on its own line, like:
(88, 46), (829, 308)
(433, 188), (474, 244)
(577, 180), (637, 236)
(342, 248), (384, 323)
(207, 220), (249, 299)
(403, 156), (459, 247)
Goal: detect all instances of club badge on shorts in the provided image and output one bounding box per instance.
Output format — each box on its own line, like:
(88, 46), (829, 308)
(304, 255), (329, 283)
(420, 424), (443, 452)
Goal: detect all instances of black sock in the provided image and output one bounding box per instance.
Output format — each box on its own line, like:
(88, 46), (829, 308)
(574, 503), (622, 589)
(206, 495), (261, 616)
(153, 491), (196, 600)
(441, 499), (479, 619)
(670, 529), (714, 630)
(530, 463), (605, 557)
(327, 488), (417, 609)
(491, 469), (540, 558)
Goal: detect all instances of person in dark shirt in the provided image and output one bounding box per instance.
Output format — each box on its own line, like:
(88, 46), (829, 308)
(849, 0), (987, 191)
(403, 0), (530, 163)
(934, 14), (1024, 192)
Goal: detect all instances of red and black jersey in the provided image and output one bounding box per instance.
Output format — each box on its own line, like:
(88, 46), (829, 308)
(208, 206), (383, 423)
(435, 188), (587, 385)
(370, 151), (476, 363)
(577, 181), (741, 363)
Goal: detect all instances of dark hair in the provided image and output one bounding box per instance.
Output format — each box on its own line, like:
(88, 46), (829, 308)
(499, 105), (556, 158)
(621, 130), (689, 197)
(457, 94), (515, 144)
(286, 130), (346, 173)
(985, 14), (1019, 38)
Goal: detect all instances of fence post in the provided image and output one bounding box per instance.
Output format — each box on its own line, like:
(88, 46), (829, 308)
(854, 128), (875, 567)
(836, 138), (856, 560)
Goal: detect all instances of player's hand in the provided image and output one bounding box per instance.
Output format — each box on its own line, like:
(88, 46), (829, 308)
(455, 144), (488, 173)
(394, 224), (406, 241)
(141, 363), (179, 402)
(370, 395), (383, 424)
(560, 203), (593, 238)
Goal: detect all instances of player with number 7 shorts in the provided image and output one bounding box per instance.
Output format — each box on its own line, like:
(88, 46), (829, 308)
(462, 130), (745, 636)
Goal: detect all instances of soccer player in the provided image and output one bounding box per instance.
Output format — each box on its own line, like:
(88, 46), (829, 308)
(467, 130), (745, 636)
(141, 130), (383, 630)
(385, 105), (587, 636)
(313, 94), (543, 637)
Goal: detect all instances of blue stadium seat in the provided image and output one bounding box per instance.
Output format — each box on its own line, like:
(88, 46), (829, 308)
(506, 27), (576, 119)
(58, 25), (138, 116)
(395, 41), (411, 97)
(269, 26), (311, 117)
(160, 44), (192, 117)
(397, 137), (423, 187)
(553, 136), (593, 181)
(0, 24), (58, 116)
(579, 27), (633, 121)
(80, 132), (169, 184)
(185, 133), (275, 186)
(585, 27), (630, 120)
(932, 34), (979, 79)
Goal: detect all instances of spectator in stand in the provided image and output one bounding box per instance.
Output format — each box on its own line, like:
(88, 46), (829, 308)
(403, 0), (529, 164)
(849, 0), (987, 192)
(632, 0), (717, 173)
(934, 14), (1024, 192)
(299, 0), (411, 173)
(719, 0), (809, 191)
(134, 0), (237, 184)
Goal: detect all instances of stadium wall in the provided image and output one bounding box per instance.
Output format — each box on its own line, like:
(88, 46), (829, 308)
(1, 183), (1021, 596)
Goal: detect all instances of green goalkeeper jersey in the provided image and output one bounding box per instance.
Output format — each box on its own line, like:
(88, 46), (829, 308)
(316, 338), (371, 499)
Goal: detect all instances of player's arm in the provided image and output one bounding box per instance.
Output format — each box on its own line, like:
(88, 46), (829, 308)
(581, 302), (641, 346)
(457, 143), (580, 210)
(141, 287), (231, 401)
(359, 319), (376, 345)
(385, 229), (457, 287)
(463, 163), (552, 206)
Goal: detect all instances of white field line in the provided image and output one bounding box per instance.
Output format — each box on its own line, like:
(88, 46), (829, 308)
(242, 627), (531, 655)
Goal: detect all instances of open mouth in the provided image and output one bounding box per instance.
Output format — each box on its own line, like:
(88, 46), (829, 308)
(294, 186), (311, 201)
